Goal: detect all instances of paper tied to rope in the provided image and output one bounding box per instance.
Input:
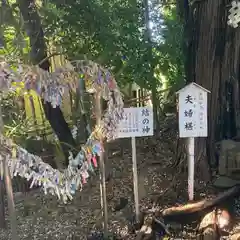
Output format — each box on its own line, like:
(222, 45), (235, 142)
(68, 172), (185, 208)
(68, 139), (103, 168)
(228, 1), (240, 28)
(0, 62), (77, 107)
(0, 59), (124, 202)
(0, 60), (122, 105)
(0, 134), (87, 202)
(73, 60), (124, 141)
(0, 62), (16, 91)
(75, 61), (117, 95)
(0, 60), (122, 112)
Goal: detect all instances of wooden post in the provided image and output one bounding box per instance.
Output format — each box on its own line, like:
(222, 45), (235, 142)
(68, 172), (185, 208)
(0, 180), (6, 229)
(0, 94), (6, 229)
(95, 92), (108, 236)
(0, 100), (18, 239)
(4, 159), (18, 240)
(188, 137), (195, 201)
(131, 137), (140, 222)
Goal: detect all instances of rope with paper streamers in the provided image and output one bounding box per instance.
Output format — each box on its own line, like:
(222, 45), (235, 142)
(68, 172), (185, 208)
(228, 1), (240, 28)
(0, 60), (124, 203)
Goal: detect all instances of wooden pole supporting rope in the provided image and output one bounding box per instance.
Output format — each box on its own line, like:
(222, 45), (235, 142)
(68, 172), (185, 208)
(4, 159), (18, 240)
(0, 101), (19, 240)
(95, 92), (108, 236)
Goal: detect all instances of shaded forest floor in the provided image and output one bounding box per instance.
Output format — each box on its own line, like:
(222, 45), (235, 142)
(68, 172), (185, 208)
(0, 115), (240, 239)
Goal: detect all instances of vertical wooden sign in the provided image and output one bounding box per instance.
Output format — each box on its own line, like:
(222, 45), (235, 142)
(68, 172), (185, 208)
(176, 82), (210, 200)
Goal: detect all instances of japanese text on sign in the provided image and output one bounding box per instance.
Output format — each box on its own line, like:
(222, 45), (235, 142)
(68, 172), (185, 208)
(116, 107), (153, 138)
(178, 83), (208, 138)
(184, 94), (194, 131)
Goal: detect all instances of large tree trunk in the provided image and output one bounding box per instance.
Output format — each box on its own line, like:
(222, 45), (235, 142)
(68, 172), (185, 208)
(17, 0), (76, 166)
(178, 0), (240, 180)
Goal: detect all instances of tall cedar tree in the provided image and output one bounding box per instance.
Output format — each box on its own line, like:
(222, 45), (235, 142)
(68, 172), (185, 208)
(177, 0), (240, 180)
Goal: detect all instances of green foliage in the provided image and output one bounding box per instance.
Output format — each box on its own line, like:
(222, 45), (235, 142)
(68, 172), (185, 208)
(157, 3), (185, 89)
(39, 0), (155, 88)
(0, 0), (185, 164)
(0, 0), (30, 63)
(1, 0), (184, 92)
(1, 93), (38, 139)
(1, 0), (185, 108)
(38, 0), (184, 92)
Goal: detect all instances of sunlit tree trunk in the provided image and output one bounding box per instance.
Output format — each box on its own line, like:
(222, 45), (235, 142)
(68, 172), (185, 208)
(143, 0), (159, 131)
(178, 0), (240, 180)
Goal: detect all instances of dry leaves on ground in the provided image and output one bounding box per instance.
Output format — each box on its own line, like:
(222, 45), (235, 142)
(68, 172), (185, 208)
(0, 115), (239, 239)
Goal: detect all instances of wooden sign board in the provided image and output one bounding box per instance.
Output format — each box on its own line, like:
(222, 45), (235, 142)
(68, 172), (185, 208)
(177, 82), (210, 138)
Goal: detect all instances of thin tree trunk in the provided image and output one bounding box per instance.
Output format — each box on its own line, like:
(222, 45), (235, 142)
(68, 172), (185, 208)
(143, 0), (159, 132)
(17, 0), (76, 165)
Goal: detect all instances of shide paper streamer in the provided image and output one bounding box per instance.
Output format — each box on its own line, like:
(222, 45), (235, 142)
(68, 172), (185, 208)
(228, 1), (240, 28)
(0, 60), (124, 203)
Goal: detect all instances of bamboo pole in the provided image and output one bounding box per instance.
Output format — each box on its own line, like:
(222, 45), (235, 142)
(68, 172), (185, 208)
(95, 92), (108, 236)
(0, 97), (5, 229)
(0, 99), (19, 240)
(4, 160), (18, 240)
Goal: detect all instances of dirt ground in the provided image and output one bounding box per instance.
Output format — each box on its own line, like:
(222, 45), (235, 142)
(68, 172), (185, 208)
(0, 116), (239, 240)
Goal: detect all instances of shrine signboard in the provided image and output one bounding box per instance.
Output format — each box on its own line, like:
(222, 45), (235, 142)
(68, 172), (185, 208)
(177, 83), (210, 201)
(177, 82), (209, 138)
(116, 106), (153, 222)
(116, 107), (153, 138)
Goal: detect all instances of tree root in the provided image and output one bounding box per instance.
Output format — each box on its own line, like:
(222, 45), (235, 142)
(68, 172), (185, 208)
(162, 186), (240, 220)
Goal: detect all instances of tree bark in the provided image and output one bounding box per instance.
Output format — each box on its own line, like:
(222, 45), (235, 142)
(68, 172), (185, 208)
(17, 0), (76, 165)
(162, 185), (240, 219)
(143, 0), (159, 132)
(177, 0), (240, 180)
